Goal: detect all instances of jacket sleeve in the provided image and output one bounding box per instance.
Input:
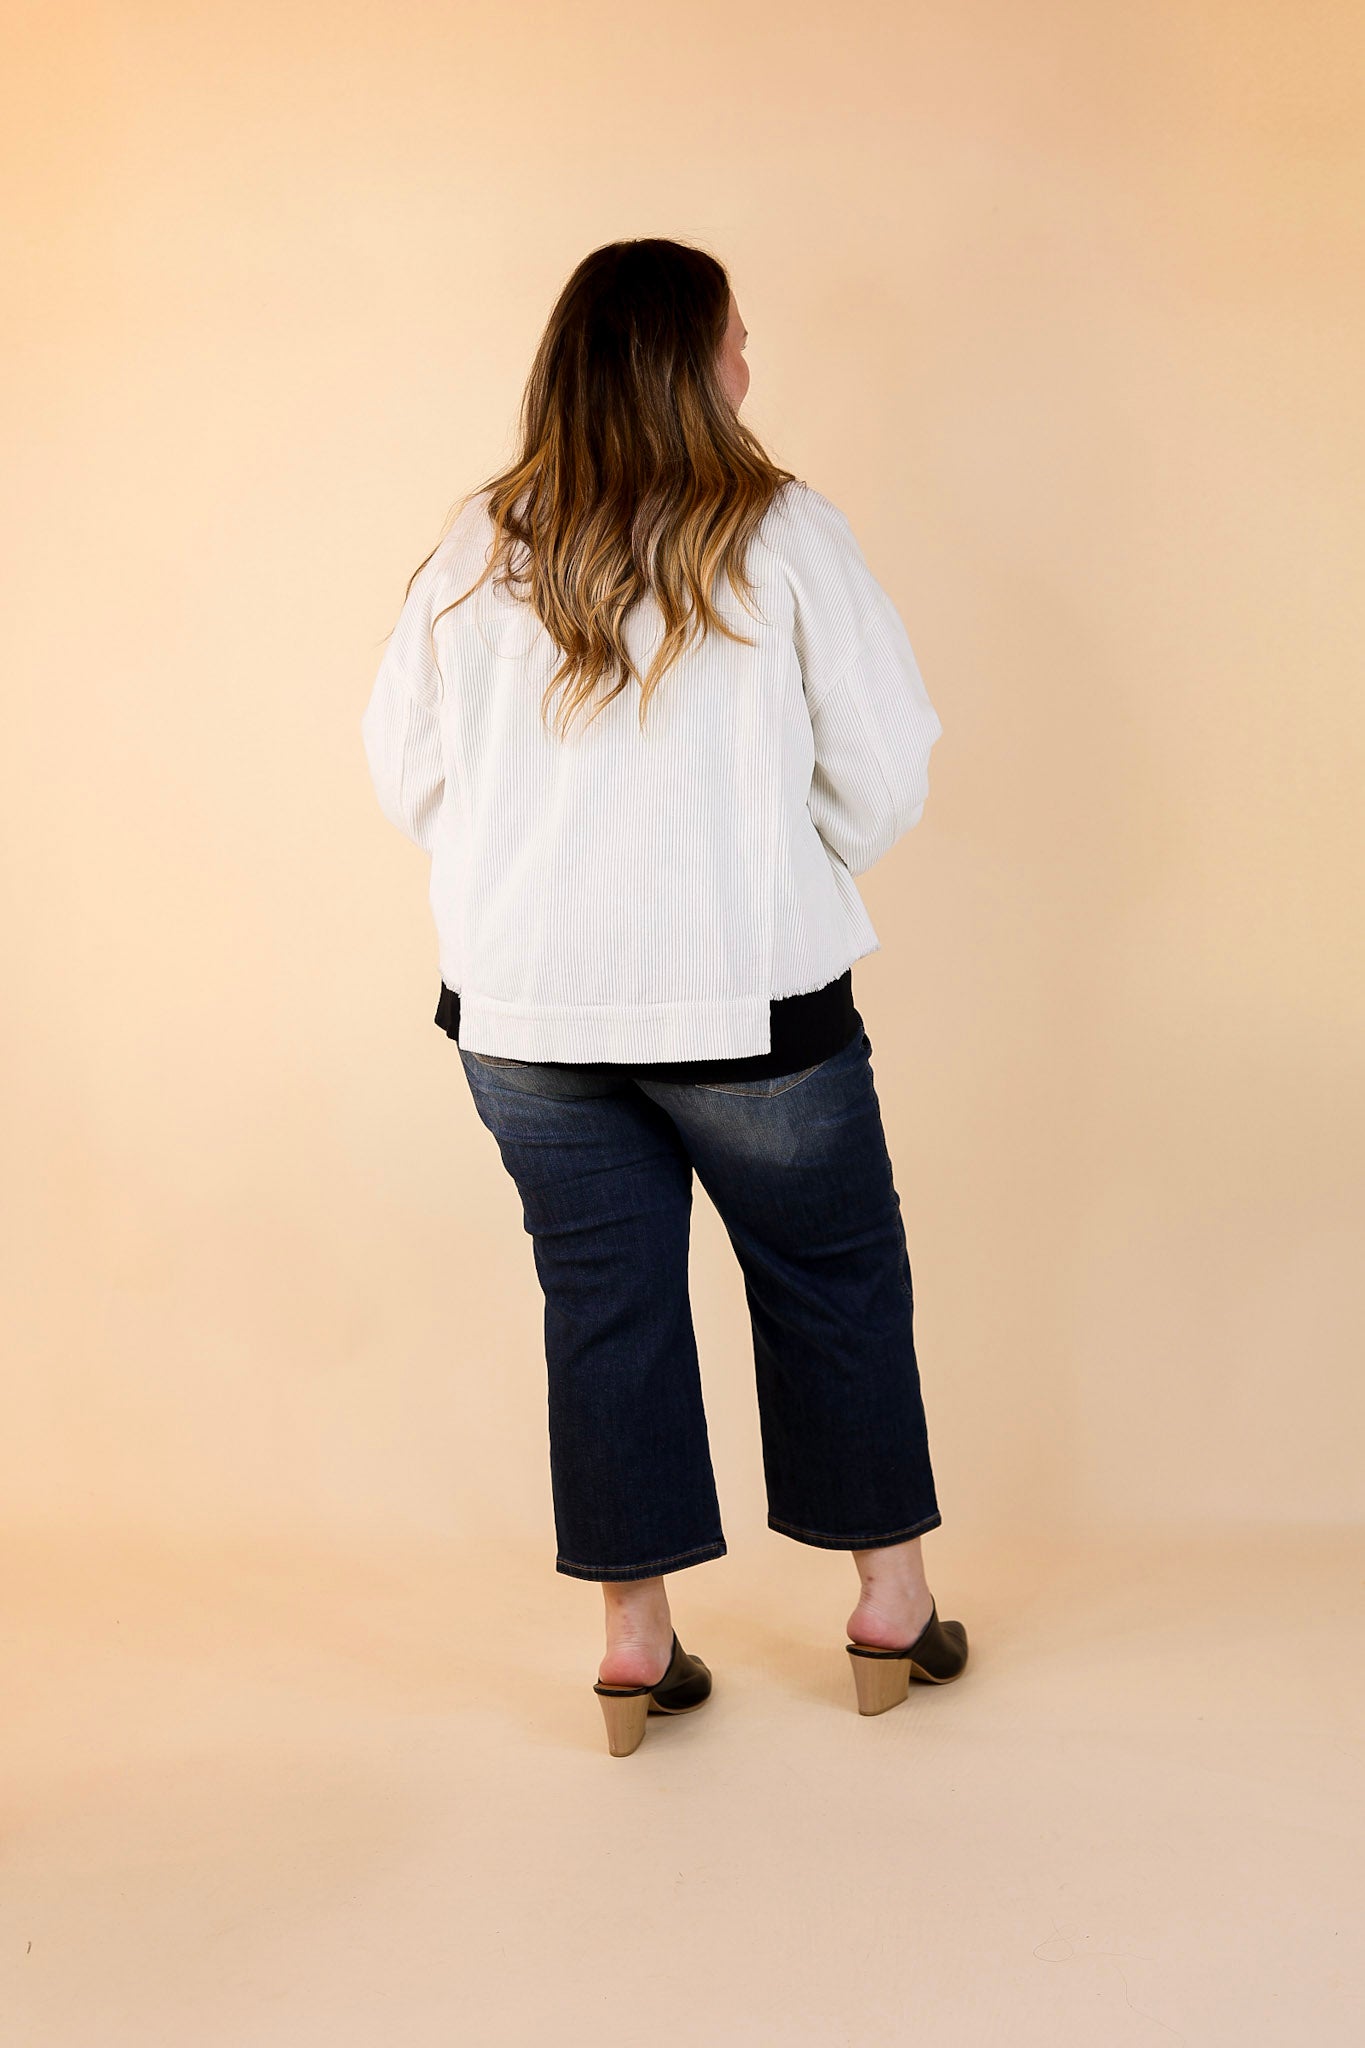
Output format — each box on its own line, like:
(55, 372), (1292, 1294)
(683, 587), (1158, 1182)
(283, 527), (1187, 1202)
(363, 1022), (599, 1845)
(790, 489), (943, 877)
(360, 556), (447, 854)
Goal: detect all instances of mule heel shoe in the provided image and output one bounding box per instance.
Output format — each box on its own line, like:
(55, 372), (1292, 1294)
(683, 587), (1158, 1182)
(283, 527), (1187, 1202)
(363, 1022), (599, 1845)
(592, 1630), (712, 1756)
(846, 1597), (969, 1716)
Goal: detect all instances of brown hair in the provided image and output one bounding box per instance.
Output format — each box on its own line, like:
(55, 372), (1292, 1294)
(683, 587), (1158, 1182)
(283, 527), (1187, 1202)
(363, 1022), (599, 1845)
(406, 238), (798, 737)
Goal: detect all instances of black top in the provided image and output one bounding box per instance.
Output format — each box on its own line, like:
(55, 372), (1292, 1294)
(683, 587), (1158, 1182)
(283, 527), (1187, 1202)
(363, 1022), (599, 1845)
(435, 969), (860, 1082)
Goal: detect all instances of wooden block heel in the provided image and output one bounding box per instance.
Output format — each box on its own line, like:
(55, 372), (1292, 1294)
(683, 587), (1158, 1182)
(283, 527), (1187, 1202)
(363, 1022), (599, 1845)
(595, 1688), (651, 1756)
(592, 1630), (713, 1756)
(846, 1597), (970, 1716)
(847, 1648), (912, 1715)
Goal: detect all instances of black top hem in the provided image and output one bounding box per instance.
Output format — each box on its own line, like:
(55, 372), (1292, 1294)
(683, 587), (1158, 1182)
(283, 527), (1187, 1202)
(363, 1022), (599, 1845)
(434, 970), (858, 1082)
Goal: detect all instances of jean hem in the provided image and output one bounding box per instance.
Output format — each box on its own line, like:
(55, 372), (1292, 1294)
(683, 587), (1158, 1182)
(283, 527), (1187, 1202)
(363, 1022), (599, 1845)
(555, 1537), (728, 1583)
(767, 1510), (942, 1551)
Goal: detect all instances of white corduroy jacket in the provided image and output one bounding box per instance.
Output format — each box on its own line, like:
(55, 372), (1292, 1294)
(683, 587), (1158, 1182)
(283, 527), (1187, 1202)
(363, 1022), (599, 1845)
(361, 479), (942, 1062)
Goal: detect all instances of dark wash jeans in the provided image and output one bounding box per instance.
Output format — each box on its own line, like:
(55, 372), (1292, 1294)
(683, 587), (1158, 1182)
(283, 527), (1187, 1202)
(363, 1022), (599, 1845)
(458, 1021), (942, 1581)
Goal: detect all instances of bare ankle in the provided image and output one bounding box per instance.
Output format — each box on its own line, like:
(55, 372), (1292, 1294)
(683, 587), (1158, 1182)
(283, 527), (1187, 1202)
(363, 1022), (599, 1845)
(601, 1579), (671, 1648)
(597, 1576), (674, 1685)
(852, 1536), (928, 1599)
(847, 1538), (933, 1648)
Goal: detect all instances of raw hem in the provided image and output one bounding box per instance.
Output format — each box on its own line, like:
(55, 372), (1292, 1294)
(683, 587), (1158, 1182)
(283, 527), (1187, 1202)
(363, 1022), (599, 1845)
(767, 1510), (942, 1551)
(770, 933), (881, 1004)
(555, 1537), (728, 1583)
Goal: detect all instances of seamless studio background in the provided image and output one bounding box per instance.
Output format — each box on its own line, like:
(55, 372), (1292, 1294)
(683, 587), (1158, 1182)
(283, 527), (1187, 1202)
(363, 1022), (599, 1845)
(3, 4), (1362, 2045)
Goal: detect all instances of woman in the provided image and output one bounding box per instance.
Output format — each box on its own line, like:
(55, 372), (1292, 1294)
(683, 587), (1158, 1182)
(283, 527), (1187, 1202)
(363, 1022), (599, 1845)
(361, 238), (969, 1755)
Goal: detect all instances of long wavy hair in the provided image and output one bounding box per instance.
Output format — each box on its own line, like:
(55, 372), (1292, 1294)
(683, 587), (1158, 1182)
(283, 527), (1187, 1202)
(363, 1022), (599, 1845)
(402, 238), (798, 738)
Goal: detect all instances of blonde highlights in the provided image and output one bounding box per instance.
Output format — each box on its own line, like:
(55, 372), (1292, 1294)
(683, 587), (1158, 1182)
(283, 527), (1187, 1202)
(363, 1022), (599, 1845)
(408, 239), (797, 738)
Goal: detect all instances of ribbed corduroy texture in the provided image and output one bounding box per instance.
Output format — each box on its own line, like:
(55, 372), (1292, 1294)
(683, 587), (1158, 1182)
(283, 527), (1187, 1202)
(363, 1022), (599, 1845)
(361, 480), (942, 1062)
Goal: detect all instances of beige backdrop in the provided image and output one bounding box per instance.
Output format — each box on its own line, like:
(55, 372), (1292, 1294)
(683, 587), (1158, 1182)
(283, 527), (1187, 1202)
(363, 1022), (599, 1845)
(4, 4), (1362, 2043)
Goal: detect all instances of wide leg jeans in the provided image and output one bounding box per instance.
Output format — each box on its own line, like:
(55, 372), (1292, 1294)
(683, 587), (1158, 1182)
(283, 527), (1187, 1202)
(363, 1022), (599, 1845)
(458, 1024), (942, 1580)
